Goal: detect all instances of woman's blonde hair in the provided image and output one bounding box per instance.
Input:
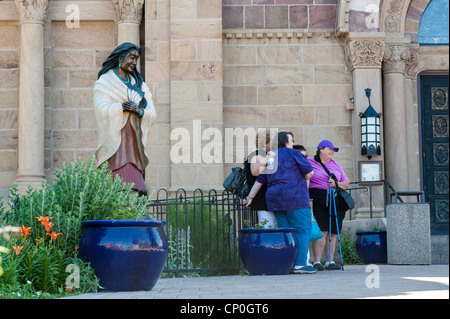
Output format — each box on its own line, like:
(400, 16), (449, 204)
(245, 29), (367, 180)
(256, 131), (272, 151)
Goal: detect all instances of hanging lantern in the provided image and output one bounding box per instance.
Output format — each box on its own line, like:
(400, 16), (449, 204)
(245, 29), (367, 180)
(359, 89), (382, 158)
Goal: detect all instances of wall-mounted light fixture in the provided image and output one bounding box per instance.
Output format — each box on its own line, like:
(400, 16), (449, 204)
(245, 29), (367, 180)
(359, 88), (382, 159)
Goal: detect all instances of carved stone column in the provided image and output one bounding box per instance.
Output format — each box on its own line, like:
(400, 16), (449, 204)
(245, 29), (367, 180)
(347, 37), (386, 219)
(383, 44), (411, 191)
(404, 50), (420, 190)
(14, 0), (48, 192)
(112, 0), (144, 46)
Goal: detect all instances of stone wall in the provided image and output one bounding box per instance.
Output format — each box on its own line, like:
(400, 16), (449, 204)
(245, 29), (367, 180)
(145, 0), (225, 192)
(0, 19), (20, 191)
(46, 20), (116, 183)
(222, 31), (354, 181)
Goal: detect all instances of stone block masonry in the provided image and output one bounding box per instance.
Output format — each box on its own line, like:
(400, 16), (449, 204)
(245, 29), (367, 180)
(222, 0), (338, 30)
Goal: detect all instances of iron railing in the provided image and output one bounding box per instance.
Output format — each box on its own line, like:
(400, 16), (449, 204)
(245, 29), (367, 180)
(346, 179), (426, 220)
(148, 189), (256, 277)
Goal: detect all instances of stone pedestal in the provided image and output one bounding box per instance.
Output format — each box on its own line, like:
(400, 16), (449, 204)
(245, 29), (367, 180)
(386, 203), (432, 265)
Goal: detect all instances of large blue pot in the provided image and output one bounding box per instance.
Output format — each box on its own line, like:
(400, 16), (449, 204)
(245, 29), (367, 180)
(355, 231), (387, 264)
(239, 228), (297, 275)
(79, 220), (168, 291)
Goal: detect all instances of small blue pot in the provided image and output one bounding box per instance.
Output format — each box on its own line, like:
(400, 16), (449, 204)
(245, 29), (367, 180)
(79, 220), (168, 291)
(239, 228), (297, 275)
(355, 231), (387, 264)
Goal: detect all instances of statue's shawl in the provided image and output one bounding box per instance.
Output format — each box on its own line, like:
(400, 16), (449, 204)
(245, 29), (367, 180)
(93, 69), (156, 169)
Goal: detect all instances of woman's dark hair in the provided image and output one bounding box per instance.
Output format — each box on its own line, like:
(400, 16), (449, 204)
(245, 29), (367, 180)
(97, 42), (144, 88)
(316, 147), (325, 157)
(277, 131), (294, 148)
(293, 144), (306, 152)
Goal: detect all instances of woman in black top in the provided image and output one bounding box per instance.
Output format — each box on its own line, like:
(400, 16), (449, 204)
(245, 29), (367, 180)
(244, 132), (277, 228)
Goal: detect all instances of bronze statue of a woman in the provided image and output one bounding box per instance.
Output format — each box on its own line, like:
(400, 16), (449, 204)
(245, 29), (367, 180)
(93, 42), (156, 196)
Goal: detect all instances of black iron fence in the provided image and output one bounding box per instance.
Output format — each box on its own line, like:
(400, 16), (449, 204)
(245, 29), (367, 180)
(148, 189), (256, 277)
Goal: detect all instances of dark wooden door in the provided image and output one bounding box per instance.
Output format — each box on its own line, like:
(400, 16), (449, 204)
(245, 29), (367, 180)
(421, 75), (449, 235)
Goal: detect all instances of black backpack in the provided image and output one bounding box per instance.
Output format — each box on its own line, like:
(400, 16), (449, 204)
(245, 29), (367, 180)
(223, 167), (249, 199)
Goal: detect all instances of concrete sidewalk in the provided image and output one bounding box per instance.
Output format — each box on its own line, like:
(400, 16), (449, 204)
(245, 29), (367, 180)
(64, 264), (449, 299)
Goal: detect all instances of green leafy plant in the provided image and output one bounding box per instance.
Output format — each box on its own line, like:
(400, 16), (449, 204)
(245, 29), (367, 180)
(163, 225), (198, 278)
(243, 218), (275, 229)
(340, 229), (362, 265)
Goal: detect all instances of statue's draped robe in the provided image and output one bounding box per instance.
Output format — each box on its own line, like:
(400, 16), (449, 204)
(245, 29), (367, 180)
(93, 69), (156, 192)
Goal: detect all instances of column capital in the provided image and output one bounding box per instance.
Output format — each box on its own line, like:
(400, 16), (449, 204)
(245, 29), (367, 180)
(405, 49), (419, 79)
(112, 0), (144, 24)
(15, 0), (48, 25)
(383, 44), (412, 75)
(347, 39), (386, 70)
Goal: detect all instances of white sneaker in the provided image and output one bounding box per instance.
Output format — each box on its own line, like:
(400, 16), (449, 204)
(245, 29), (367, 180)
(292, 266), (318, 274)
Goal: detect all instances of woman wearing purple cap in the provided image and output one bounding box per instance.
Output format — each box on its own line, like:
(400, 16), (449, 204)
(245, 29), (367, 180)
(308, 140), (350, 270)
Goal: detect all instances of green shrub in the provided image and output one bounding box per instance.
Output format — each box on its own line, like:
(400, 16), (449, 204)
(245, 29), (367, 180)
(340, 229), (362, 265)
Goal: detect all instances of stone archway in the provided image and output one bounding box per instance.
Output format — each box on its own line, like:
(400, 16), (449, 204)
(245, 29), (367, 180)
(380, 0), (412, 36)
(345, 0), (433, 40)
(404, 0), (432, 43)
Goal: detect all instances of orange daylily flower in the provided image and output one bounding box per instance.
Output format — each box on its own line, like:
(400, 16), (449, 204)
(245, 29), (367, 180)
(12, 244), (23, 256)
(43, 222), (54, 233)
(35, 216), (53, 224)
(36, 216), (54, 233)
(20, 225), (32, 238)
(47, 231), (63, 241)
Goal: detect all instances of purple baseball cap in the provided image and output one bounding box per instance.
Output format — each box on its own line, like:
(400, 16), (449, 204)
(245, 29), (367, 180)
(317, 140), (339, 152)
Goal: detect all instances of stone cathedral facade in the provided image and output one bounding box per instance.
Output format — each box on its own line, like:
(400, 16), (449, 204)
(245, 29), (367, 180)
(0, 1), (448, 260)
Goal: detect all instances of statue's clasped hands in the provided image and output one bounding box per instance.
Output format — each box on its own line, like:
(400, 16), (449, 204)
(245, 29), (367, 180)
(122, 101), (139, 114)
(122, 100), (145, 117)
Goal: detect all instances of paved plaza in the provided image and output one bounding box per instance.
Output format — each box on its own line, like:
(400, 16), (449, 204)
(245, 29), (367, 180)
(64, 264), (448, 300)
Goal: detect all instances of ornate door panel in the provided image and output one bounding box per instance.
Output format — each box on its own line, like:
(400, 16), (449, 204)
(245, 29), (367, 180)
(421, 76), (449, 235)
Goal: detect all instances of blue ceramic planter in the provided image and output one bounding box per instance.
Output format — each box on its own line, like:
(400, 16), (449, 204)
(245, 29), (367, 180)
(79, 220), (168, 291)
(239, 228), (297, 275)
(355, 231), (387, 264)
